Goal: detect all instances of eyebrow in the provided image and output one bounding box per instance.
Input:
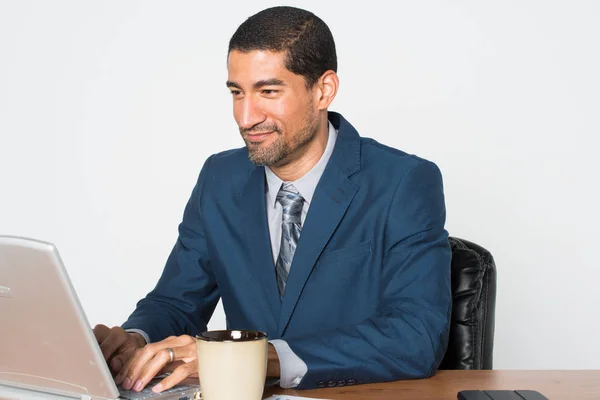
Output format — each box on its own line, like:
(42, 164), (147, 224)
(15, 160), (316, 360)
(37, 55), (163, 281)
(226, 78), (286, 90)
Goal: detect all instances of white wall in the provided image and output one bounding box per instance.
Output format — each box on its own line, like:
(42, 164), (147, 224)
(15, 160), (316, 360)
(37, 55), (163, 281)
(1, 0), (599, 369)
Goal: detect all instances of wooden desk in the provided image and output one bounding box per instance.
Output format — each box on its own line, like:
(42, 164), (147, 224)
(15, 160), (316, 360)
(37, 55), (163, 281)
(265, 370), (600, 399)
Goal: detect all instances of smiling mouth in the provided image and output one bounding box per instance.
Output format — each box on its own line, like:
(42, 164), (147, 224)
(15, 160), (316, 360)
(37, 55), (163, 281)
(246, 131), (274, 142)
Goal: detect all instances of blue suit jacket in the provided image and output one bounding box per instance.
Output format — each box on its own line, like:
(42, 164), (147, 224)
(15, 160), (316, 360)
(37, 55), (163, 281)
(122, 112), (452, 389)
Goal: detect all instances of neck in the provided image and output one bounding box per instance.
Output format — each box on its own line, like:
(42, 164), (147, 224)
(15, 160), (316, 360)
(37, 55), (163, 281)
(270, 114), (329, 182)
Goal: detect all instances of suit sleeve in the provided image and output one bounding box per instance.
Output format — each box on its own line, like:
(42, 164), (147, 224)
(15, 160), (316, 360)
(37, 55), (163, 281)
(287, 160), (452, 389)
(121, 155), (220, 343)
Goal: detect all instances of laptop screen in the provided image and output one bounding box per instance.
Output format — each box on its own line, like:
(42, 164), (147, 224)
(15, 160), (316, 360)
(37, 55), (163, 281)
(0, 236), (120, 399)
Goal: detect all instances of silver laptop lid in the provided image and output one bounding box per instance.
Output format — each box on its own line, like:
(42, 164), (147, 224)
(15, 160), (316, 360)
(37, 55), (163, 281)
(0, 236), (119, 400)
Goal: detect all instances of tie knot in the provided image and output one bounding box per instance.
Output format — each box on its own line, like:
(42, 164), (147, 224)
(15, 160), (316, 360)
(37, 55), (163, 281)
(276, 183), (304, 224)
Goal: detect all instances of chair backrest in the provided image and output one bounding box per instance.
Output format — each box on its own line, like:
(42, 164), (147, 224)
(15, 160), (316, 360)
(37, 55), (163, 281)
(439, 237), (497, 370)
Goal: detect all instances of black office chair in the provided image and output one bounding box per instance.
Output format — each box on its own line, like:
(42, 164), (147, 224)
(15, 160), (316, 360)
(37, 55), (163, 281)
(439, 237), (497, 370)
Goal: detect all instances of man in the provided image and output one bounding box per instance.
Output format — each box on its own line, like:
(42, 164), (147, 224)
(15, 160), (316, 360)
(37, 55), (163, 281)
(94, 5), (452, 393)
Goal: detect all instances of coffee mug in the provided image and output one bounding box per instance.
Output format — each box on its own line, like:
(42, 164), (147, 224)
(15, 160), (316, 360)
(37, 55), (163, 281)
(196, 330), (268, 400)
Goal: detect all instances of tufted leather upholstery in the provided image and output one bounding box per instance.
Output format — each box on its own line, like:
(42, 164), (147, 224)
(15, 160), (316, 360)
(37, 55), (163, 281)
(439, 237), (497, 370)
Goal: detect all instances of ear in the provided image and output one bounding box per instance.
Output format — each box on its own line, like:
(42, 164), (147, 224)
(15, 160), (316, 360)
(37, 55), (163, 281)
(315, 70), (339, 110)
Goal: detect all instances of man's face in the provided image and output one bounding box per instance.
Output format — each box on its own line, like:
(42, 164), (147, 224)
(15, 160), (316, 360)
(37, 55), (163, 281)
(227, 50), (320, 167)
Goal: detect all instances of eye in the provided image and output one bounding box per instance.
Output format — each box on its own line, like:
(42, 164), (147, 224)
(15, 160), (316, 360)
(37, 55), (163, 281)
(230, 90), (242, 97)
(261, 89), (279, 95)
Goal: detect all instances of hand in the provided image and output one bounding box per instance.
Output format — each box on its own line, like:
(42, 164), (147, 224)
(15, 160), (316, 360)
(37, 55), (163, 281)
(94, 324), (146, 375)
(115, 335), (198, 393)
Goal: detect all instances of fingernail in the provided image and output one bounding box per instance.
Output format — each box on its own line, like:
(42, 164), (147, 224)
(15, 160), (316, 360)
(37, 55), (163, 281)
(123, 377), (132, 390)
(134, 380), (143, 392)
(114, 374), (122, 384)
(152, 384), (163, 393)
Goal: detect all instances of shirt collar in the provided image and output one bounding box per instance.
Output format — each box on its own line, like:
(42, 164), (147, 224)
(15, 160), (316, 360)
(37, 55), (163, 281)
(265, 120), (338, 208)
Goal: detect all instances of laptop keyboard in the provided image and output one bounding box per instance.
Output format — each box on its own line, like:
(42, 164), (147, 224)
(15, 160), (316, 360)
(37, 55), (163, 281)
(118, 377), (194, 399)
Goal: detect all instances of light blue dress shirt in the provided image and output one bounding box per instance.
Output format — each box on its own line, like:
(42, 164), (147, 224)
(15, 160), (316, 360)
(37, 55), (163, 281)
(128, 121), (338, 389)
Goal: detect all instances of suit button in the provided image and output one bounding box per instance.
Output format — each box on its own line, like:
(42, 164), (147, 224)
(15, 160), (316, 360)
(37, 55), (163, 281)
(337, 380), (346, 387)
(327, 380), (337, 387)
(347, 379), (357, 385)
(317, 381), (326, 388)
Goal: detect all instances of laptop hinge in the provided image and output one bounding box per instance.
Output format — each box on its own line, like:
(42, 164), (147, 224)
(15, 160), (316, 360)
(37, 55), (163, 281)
(81, 395), (91, 400)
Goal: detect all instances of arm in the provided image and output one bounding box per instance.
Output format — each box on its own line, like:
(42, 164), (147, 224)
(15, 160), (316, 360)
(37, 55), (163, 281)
(121, 155), (220, 342)
(287, 160), (452, 389)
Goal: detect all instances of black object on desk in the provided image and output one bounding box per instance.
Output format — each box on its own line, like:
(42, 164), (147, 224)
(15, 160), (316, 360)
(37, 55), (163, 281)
(458, 390), (549, 400)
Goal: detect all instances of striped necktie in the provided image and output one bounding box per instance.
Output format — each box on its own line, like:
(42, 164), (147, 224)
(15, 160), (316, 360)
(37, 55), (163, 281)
(275, 182), (304, 298)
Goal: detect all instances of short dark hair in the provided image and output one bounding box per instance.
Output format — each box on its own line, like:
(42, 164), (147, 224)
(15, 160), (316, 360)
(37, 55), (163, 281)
(228, 6), (337, 87)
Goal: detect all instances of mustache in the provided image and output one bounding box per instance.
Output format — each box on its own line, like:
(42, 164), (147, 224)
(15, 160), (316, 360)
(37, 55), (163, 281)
(240, 123), (281, 135)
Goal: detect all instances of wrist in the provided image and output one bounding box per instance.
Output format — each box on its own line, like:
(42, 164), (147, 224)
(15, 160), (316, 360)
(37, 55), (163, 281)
(267, 343), (281, 378)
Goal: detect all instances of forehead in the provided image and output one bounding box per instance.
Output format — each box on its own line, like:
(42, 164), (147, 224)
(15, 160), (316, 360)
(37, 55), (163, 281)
(227, 50), (296, 84)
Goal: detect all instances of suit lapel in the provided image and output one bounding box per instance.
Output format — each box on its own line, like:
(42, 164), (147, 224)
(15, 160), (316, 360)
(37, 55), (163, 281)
(277, 112), (361, 336)
(238, 167), (281, 321)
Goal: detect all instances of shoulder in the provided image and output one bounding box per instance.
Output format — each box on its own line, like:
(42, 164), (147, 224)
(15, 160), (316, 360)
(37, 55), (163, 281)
(208, 146), (250, 169)
(192, 146), (258, 197)
(201, 146), (254, 179)
(358, 137), (442, 183)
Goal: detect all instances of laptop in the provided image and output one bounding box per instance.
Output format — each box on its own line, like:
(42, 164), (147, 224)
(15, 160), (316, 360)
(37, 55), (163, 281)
(0, 235), (201, 400)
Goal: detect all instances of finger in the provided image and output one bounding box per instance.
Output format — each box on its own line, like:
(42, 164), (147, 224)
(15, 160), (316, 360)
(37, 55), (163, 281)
(130, 340), (197, 392)
(99, 327), (128, 361)
(130, 347), (174, 392)
(116, 339), (174, 390)
(171, 339), (198, 364)
(157, 360), (184, 376)
(152, 360), (198, 393)
(116, 336), (194, 390)
(111, 348), (135, 376)
(93, 324), (110, 344)
(115, 347), (143, 389)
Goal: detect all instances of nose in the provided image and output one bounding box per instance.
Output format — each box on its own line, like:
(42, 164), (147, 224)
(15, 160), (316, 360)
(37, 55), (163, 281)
(237, 96), (266, 131)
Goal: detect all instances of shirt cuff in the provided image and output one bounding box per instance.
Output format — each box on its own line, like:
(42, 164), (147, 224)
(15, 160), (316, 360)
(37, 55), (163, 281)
(124, 328), (150, 344)
(269, 339), (307, 388)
